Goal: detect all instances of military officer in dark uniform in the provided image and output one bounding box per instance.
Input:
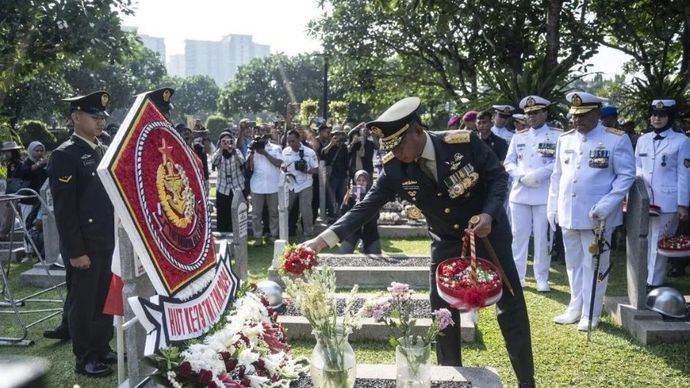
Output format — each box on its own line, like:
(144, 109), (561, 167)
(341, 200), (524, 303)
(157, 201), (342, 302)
(305, 97), (535, 387)
(142, 87), (175, 121)
(48, 91), (116, 377)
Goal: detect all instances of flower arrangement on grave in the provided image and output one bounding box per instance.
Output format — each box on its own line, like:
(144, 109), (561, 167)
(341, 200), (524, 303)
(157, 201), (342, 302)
(436, 230), (503, 310)
(359, 282), (454, 387)
(280, 244), (361, 388)
(145, 283), (307, 388)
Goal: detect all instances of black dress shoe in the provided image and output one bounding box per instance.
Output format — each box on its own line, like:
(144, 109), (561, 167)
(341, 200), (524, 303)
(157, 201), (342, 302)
(100, 351), (118, 364)
(43, 327), (70, 340)
(75, 360), (113, 377)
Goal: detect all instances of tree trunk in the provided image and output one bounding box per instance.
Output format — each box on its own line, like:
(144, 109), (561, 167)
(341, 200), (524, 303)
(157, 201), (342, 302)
(545, 0), (563, 74)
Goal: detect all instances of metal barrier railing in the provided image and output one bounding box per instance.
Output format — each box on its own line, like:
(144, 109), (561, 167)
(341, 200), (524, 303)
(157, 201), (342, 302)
(0, 188), (65, 346)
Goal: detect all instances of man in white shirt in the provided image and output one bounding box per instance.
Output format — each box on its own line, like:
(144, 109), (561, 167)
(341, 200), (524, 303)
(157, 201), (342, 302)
(248, 127), (283, 244)
(504, 96), (562, 291)
(491, 104), (516, 143)
(547, 92), (635, 331)
(282, 129), (319, 237)
(635, 99), (690, 288)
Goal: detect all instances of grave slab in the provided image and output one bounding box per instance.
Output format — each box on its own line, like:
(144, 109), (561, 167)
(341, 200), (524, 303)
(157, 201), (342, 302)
(356, 364), (502, 388)
(604, 296), (690, 345)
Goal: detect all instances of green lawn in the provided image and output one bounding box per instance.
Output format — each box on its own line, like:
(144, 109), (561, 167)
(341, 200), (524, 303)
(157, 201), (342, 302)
(1, 237), (689, 387)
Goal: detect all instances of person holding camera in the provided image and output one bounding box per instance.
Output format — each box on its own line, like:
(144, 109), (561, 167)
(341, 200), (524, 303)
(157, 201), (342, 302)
(282, 129), (319, 238)
(321, 126), (349, 221)
(248, 125), (283, 245)
(347, 123), (379, 176)
(211, 131), (246, 234)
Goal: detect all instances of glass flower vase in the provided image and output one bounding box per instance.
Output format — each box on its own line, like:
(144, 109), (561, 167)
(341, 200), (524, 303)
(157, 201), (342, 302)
(310, 330), (356, 388)
(395, 336), (431, 388)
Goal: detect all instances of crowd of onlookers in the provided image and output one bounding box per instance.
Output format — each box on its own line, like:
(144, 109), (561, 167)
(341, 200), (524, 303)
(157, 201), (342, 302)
(209, 119), (382, 252)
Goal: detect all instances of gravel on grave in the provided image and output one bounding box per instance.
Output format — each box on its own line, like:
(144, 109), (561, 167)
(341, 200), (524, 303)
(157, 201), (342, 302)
(290, 375), (471, 388)
(282, 298), (431, 318)
(317, 255), (431, 267)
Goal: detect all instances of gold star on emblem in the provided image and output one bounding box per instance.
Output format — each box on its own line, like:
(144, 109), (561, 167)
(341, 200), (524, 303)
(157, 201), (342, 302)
(572, 94), (582, 106)
(655, 101), (664, 109)
(163, 89), (171, 102)
(100, 93), (109, 107)
(371, 126), (384, 138)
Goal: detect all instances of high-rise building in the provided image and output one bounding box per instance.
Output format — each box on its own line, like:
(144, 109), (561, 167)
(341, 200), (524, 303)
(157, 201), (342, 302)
(122, 27), (167, 64)
(138, 34), (166, 60)
(184, 34), (271, 86)
(167, 54), (186, 77)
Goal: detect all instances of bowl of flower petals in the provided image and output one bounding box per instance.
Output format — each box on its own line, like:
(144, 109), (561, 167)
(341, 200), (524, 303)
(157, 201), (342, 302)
(657, 235), (690, 258)
(436, 231), (503, 311)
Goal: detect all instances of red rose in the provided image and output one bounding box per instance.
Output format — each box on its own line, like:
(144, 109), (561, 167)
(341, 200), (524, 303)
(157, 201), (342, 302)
(177, 361), (192, 377)
(198, 369), (213, 384)
(208, 382), (218, 388)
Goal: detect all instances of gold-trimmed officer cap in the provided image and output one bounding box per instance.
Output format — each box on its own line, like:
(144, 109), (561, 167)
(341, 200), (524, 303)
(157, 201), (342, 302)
(512, 113), (527, 123)
(142, 87), (175, 114)
(566, 92), (608, 115)
(492, 104), (515, 116)
(366, 96), (421, 152)
(519, 95), (550, 113)
(62, 91), (110, 116)
(649, 99), (676, 115)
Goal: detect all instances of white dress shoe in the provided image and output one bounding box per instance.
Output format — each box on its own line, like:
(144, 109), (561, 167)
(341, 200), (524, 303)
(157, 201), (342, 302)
(577, 317), (600, 331)
(536, 282), (550, 292)
(554, 309), (581, 324)
(520, 279), (527, 288)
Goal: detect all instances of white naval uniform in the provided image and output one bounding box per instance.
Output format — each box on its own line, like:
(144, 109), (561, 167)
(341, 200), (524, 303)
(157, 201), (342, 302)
(491, 126), (514, 143)
(504, 124), (561, 285)
(635, 129), (690, 286)
(547, 123), (635, 320)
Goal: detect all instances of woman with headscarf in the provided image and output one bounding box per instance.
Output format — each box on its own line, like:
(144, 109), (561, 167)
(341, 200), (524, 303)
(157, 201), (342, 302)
(211, 131), (246, 233)
(16, 141), (49, 255)
(338, 170), (381, 254)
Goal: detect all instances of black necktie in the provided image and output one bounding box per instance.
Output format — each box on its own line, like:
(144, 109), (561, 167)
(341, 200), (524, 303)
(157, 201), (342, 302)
(95, 145), (104, 159)
(653, 134), (664, 141)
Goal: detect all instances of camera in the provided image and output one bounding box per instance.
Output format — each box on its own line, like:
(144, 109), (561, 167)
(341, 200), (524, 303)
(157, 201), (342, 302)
(248, 134), (270, 151)
(294, 149), (308, 172)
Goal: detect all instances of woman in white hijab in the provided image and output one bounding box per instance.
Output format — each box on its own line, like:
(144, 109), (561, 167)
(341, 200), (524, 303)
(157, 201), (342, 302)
(16, 141), (49, 255)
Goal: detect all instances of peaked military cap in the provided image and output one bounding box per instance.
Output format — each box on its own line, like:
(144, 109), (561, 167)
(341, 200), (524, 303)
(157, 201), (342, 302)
(566, 92), (608, 115)
(512, 113), (527, 123)
(143, 87), (175, 114)
(492, 104), (515, 116)
(519, 95), (550, 113)
(649, 99), (676, 115)
(62, 91), (110, 116)
(367, 96), (421, 152)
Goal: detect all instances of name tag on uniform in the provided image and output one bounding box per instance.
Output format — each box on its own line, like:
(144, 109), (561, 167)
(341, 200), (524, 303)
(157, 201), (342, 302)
(639, 153), (648, 157)
(564, 149), (574, 154)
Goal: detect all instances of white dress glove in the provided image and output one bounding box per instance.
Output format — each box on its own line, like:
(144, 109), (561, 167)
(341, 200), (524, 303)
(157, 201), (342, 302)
(547, 212), (558, 231)
(520, 173), (539, 188)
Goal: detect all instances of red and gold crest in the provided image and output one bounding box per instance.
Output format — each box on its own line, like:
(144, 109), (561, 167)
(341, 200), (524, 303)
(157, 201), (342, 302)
(101, 98), (215, 296)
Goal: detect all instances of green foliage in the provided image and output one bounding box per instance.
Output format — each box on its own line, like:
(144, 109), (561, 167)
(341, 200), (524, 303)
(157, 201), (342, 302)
(328, 100), (349, 125)
(17, 120), (55, 148)
(0, 0), (135, 123)
(218, 54), (328, 119)
(312, 0), (601, 115)
(51, 129), (71, 149)
(592, 0), (690, 121)
(0, 121), (19, 143)
(300, 99), (320, 126)
(205, 115), (230, 143)
(174, 75), (220, 122)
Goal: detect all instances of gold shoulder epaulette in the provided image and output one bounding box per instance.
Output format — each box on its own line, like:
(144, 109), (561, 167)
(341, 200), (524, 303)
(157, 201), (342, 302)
(606, 127), (625, 136)
(382, 152), (395, 164)
(444, 130), (471, 144)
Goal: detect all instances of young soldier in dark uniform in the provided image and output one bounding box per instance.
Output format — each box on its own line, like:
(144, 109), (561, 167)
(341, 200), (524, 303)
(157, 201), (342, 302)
(305, 97), (535, 387)
(48, 91), (116, 377)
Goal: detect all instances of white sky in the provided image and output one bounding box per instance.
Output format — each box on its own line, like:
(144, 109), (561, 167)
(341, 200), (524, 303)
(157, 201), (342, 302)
(121, 0), (627, 77)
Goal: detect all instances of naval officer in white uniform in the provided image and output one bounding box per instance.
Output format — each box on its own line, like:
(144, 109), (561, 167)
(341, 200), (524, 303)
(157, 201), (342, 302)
(547, 92), (635, 331)
(505, 96), (562, 291)
(491, 104), (516, 143)
(635, 99), (690, 288)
